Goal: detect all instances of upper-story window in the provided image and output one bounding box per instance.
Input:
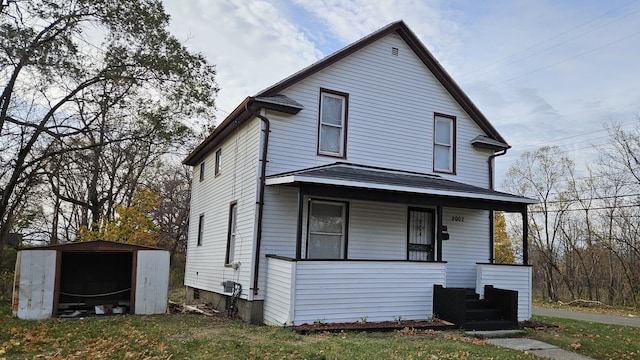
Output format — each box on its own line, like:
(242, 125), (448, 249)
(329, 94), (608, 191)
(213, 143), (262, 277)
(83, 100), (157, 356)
(318, 89), (348, 157)
(199, 162), (205, 182)
(433, 113), (456, 174)
(214, 148), (222, 176)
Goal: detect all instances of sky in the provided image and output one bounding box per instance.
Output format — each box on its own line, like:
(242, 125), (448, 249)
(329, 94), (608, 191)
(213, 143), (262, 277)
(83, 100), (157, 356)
(162, 0), (640, 188)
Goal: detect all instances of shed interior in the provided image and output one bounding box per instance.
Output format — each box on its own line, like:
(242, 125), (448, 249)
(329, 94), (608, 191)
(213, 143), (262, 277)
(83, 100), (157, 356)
(57, 251), (133, 317)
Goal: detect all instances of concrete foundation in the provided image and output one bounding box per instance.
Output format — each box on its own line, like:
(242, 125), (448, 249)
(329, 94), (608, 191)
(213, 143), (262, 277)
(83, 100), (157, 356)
(186, 286), (263, 324)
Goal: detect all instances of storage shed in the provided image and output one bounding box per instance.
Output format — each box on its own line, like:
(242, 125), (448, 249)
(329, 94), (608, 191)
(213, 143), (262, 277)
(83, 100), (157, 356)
(12, 240), (170, 320)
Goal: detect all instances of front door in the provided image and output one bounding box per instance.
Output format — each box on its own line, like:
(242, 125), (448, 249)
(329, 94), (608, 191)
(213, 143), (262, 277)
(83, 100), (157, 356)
(408, 208), (435, 261)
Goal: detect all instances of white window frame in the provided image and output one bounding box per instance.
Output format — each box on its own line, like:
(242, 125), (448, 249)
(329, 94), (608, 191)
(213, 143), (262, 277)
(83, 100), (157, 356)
(306, 199), (348, 259)
(318, 89), (347, 157)
(225, 202), (237, 264)
(215, 148), (222, 176)
(197, 214), (204, 246)
(433, 114), (456, 173)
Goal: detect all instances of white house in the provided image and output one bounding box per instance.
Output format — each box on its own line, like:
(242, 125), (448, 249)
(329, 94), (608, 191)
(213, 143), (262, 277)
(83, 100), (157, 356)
(183, 21), (536, 330)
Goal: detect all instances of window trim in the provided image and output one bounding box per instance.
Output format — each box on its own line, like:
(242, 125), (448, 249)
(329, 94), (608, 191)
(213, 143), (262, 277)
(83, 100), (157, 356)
(199, 162), (205, 182)
(197, 213), (204, 246)
(317, 88), (348, 158)
(214, 148), (222, 177)
(305, 199), (349, 260)
(225, 201), (237, 264)
(433, 113), (456, 174)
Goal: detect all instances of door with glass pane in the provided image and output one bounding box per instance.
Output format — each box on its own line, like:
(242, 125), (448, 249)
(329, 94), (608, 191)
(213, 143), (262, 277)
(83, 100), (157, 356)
(407, 208), (435, 261)
(307, 200), (347, 259)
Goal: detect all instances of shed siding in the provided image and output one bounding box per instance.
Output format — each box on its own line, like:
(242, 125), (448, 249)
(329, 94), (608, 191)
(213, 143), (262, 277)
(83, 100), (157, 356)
(263, 257), (295, 325)
(135, 250), (170, 314)
(476, 264), (532, 321)
(292, 261), (446, 324)
(265, 33), (492, 187)
(185, 118), (261, 298)
(14, 250), (57, 320)
(441, 208), (490, 287)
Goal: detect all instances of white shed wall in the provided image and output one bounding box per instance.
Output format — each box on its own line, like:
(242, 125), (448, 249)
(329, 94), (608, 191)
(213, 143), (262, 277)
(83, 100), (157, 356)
(265, 32), (493, 187)
(185, 118), (261, 298)
(135, 250), (170, 315)
(13, 250), (57, 320)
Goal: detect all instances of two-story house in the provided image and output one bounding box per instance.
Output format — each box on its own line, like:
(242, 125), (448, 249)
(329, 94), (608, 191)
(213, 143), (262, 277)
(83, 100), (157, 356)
(183, 21), (536, 330)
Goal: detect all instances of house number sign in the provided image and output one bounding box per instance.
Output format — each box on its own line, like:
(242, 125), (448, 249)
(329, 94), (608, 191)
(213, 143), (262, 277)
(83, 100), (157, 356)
(451, 216), (464, 222)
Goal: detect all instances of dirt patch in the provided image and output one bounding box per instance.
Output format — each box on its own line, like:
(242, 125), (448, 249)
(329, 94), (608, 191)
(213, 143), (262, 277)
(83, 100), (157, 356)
(519, 319), (558, 330)
(291, 319), (455, 334)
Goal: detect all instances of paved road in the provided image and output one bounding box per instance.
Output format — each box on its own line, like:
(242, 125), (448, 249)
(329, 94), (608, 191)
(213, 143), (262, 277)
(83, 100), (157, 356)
(533, 306), (640, 327)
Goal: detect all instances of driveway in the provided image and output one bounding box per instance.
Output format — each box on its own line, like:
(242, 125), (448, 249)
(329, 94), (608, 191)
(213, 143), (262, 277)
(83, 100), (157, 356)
(533, 306), (640, 327)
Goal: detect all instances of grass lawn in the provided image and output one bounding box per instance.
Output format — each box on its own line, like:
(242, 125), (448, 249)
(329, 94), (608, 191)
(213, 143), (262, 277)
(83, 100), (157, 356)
(1, 303), (639, 360)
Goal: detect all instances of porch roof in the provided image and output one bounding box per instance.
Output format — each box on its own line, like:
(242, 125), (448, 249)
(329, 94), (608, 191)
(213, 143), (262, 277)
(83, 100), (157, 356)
(265, 163), (537, 211)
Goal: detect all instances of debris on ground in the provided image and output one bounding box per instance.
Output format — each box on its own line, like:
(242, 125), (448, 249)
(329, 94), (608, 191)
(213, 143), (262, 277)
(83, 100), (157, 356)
(168, 301), (219, 316)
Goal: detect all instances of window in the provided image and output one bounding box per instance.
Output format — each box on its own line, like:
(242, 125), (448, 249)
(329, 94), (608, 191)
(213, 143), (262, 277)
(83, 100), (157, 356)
(307, 200), (348, 259)
(215, 149), (222, 176)
(197, 214), (204, 246)
(199, 162), (205, 182)
(225, 202), (237, 264)
(433, 114), (456, 173)
(318, 89), (348, 157)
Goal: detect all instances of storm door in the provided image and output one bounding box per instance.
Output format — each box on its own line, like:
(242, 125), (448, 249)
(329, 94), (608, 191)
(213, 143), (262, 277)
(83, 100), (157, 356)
(407, 208), (435, 261)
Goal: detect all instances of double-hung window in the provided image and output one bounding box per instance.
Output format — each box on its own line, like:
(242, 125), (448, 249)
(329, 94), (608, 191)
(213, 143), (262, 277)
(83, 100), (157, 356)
(225, 202), (237, 264)
(215, 149), (222, 176)
(199, 162), (205, 182)
(433, 114), (456, 173)
(318, 89), (348, 157)
(307, 200), (348, 259)
(197, 214), (204, 246)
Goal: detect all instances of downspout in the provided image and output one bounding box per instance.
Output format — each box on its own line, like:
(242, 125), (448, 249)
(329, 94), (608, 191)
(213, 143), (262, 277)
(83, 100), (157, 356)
(245, 100), (269, 296)
(488, 149), (507, 263)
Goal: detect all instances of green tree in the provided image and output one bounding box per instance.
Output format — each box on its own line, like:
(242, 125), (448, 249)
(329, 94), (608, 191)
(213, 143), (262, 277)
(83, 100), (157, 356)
(494, 211), (515, 264)
(0, 0), (217, 264)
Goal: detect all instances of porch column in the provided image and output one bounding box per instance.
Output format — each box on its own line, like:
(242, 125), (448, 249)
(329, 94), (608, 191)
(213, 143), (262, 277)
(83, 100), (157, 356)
(436, 205), (443, 262)
(522, 209), (529, 265)
(295, 187), (304, 260)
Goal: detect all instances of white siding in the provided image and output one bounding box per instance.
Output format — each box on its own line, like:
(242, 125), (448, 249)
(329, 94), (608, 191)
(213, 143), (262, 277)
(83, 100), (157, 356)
(265, 32), (492, 188)
(185, 118), (261, 298)
(263, 257), (295, 325)
(441, 208), (490, 287)
(292, 261), (446, 325)
(476, 264), (532, 321)
(135, 250), (170, 315)
(348, 201), (406, 259)
(14, 250), (57, 320)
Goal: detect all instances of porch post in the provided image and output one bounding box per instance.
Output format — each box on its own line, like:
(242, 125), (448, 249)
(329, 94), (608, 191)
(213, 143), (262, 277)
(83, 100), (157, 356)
(436, 205), (443, 262)
(522, 209), (529, 266)
(295, 187), (304, 260)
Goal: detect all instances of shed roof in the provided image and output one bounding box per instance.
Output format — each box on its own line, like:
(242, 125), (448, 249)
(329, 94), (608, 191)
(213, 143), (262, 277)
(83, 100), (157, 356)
(184, 20), (508, 166)
(19, 240), (163, 252)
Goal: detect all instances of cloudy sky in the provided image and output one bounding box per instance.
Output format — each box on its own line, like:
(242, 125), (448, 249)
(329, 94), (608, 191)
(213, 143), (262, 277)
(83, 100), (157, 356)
(162, 0), (640, 187)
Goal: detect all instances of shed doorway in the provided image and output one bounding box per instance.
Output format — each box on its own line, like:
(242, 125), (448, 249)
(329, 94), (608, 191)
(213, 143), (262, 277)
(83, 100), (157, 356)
(57, 251), (134, 317)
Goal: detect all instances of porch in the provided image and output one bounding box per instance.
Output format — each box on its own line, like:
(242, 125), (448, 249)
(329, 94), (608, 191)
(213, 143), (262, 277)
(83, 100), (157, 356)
(263, 256), (531, 326)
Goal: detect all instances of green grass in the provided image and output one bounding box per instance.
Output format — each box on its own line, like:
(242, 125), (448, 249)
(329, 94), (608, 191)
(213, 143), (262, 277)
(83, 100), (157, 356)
(525, 315), (640, 360)
(3, 303), (640, 360)
(0, 304), (534, 360)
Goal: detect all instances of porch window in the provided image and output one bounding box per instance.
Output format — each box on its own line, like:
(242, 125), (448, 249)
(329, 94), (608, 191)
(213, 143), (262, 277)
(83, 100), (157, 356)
(307, 200), (347, 259)
(225, 202), (237, 264)
(433, 114), (456, 173)
(318, 89), (348, 157)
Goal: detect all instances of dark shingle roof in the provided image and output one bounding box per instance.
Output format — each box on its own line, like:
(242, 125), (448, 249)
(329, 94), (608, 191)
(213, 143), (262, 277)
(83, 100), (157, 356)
(266, 163), (536, 205)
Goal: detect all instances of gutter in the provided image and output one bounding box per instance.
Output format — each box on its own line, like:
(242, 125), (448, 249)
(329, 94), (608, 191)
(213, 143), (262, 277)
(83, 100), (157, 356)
(488, 149), (507, 263)
(245, 100), (269, 296)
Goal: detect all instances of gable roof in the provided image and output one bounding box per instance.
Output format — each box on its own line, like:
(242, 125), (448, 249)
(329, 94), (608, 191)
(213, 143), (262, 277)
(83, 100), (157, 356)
(184, 20), (508, 166)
